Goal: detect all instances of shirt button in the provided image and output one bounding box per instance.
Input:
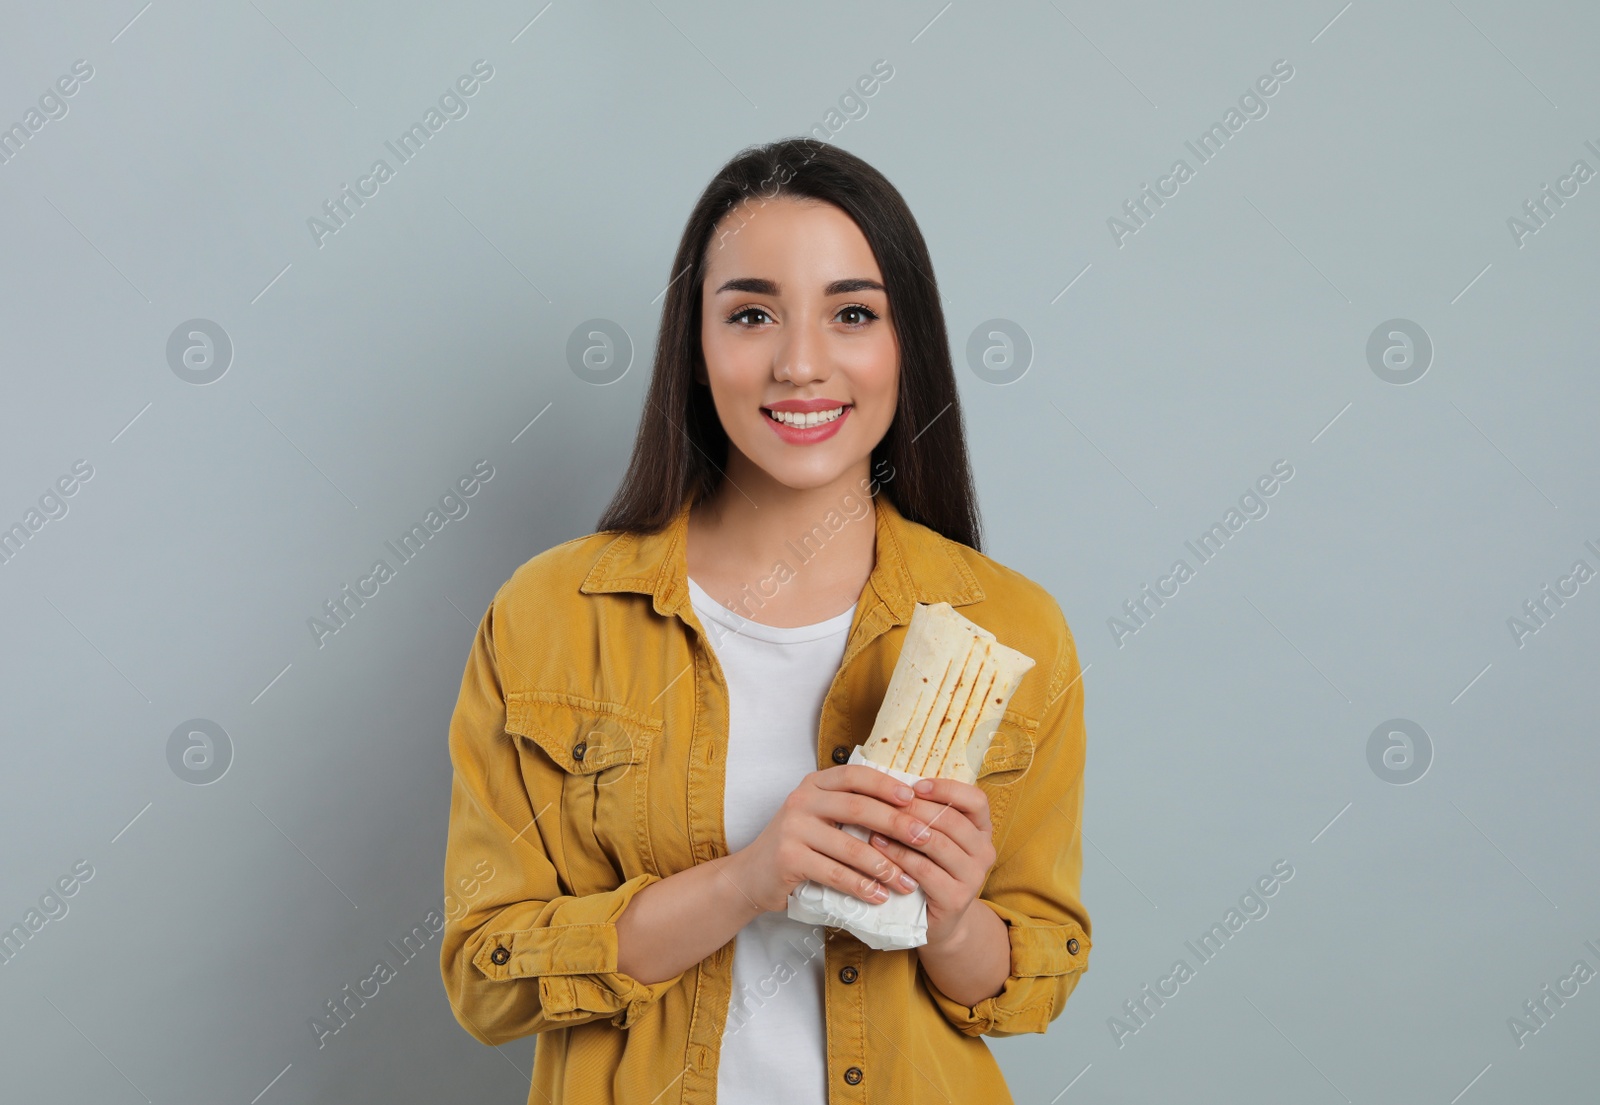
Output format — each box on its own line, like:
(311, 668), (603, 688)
(572, 741), (587, 761)
(1067, 938), (1080, 955)
(843, 1066), (863, 1085)
(490, 946), (510, 965)
(839, 965), (858, 984)
(831, 745), (849, 765)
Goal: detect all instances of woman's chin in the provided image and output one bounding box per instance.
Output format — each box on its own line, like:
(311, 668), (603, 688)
(753, 455), (862, 494)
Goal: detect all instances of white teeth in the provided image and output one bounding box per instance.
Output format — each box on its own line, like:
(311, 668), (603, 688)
(767, 406), (846, 428)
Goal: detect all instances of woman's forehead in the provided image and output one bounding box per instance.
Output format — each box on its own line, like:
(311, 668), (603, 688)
(703, 196), (882, 287)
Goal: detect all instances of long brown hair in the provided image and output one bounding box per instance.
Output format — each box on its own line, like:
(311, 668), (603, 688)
(595, 137), (982, 552)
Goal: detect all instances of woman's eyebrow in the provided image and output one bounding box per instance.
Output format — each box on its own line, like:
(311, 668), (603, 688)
(712, 276), (886, 296)
(825, 277), (885, 295)
(714, 277), (779, 295)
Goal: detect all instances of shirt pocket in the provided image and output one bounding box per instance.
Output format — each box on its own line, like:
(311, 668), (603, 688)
(505, 690), (660, 892)
(974, 710), (1038, 839)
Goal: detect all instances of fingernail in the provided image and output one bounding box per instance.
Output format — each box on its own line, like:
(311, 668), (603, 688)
(869, 883), (888, 901)
(910, 822), (930, 842)
(870, 832), (888, 847)
(894, 785), (914, 801)
(914, 779), (934, 794)
(897, 873), (918, 892)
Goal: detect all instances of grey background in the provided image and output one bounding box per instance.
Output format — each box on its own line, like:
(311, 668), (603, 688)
(2, 1), (1596, 1102)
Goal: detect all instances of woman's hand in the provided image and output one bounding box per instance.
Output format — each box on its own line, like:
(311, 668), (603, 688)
(724, 764), (939, 914)
(866, 777), (996, 948)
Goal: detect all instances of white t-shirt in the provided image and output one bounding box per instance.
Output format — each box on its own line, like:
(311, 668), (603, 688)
(687, 575), (857, 1105)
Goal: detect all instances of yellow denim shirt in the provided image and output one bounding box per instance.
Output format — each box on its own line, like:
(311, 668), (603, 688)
(439, 489), (1091, 1104)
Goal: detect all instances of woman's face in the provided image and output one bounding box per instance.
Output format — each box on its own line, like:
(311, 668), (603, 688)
(697, 195), (898, 492)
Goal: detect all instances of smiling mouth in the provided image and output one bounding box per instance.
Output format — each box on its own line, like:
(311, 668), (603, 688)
(764, 404), (851, 428)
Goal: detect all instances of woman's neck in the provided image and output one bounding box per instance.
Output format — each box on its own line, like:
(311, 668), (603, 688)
(686, 457), (878, 628)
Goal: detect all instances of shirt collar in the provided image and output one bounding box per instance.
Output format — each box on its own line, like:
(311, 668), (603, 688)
(578, 490), (985, 626)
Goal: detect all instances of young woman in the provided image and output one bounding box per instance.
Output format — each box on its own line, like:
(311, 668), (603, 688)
(440, 138), (1090, 1104)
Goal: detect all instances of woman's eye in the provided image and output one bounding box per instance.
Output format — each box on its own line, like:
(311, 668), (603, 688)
(728, 307), (772, 326)
(837, 304), (879, 327)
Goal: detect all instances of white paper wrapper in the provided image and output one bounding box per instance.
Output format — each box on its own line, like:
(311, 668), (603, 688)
(786, 746), (929, 950)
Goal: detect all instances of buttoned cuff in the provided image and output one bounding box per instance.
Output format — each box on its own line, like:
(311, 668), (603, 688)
(470, 871), (685, 1029)
(923, 897), (1091, 1037)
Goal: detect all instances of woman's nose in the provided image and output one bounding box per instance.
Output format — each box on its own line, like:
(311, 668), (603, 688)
(775, 322), (827, 385)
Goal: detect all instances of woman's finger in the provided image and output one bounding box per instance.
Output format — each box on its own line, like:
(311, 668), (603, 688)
(811, 764), (917, 806)
(793, 825), (914, 902)
(808, 789), (944, 852)
(899, 797), (984, 856)
(899, 818), (979, 884)
(868, 831), (960, 902)
(910, 778), (992, 835)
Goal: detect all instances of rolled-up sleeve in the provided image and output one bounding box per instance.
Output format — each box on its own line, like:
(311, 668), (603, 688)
(439, 595), (687, 1044)
(922, 618), (1091, 1038)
